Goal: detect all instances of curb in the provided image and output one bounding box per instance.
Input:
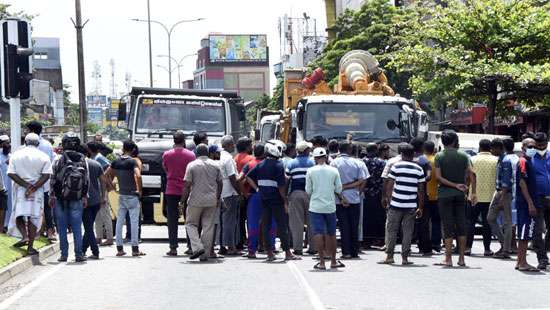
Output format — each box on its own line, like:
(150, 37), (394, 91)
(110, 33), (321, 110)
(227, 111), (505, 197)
(0, 240), (60, 285)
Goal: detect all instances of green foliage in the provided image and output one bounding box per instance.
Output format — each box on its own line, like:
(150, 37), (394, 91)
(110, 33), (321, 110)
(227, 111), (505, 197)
(388, 0), (550, 116)
(0, 116), (51, 133)
(0, 3), (33, 20)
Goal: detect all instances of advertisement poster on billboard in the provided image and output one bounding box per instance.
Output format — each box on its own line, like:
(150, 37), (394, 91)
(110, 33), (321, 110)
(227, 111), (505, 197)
(88, 108), (103, 125)
(87, 95), (108, 108)
(209, 34), (268, 64)
(109, 98), (120, 121)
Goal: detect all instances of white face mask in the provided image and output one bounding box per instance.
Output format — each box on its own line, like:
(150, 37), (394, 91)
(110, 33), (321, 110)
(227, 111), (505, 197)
(525, 148), (537, 158)
(537, 149), (547, 157)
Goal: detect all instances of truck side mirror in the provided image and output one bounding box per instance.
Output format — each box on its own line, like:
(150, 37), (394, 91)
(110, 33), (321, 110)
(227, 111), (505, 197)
(117, 102), (127, 121)
(296, 105), (304, 131)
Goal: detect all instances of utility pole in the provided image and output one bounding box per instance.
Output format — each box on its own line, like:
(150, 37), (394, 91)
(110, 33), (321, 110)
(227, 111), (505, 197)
(73, 0), (88, 142)
(147, 0), (153, 87)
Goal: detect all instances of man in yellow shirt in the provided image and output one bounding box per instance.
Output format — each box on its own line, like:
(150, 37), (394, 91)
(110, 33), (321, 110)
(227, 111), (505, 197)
(467, 139), (497, 256)
(421, 141), (442, 253)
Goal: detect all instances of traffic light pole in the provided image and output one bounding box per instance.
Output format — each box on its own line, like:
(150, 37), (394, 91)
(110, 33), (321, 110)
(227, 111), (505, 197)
(9, 97), (21, 149)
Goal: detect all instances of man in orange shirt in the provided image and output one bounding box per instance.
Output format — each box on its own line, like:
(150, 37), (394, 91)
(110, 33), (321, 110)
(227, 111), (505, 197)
(234, 137), (254, 250)
(422, 141), (442, 253)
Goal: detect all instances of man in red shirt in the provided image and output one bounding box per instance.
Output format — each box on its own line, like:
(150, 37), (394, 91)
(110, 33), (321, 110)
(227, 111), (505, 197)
(162, 131), (196, 256)
(234, 137), (253, 250)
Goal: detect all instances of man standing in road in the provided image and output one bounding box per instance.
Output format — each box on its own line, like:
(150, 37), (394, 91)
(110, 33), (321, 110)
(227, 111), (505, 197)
(306, 147), (346, 270)
(362, 143), (386, 248)
(246, 142), (299, 261)
(105, 140), (145, 257)
(410, 138), (432, 256)
(0, 135), (12, 234)
(532, 132), (550, 270)
(467, 139), (497, 256)
(423, 141), (442, 252)
(25, 121), (56, 241)
(234, 137), (254, 251)
(331, 142), (368, 259)
(7, 133), (52, 256)
(219, 135), (241, 256)
(380, 144), (425, 265)
(87, 142), (113, 246)
(434, 130), (476, 267)
(49, 133), (88, 262)
(181, 144), (223, 262)
(515, 138), (539, 272)
(162, 131), (196, 256)
(487, 138), (514, 259)
(81, 144), (107, 260)
(286, 141), (315, 256)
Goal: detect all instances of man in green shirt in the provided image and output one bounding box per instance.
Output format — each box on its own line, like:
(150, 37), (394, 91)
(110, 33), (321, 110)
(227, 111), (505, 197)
(305, 147), (347, 270)
(434, 130), (477, 267)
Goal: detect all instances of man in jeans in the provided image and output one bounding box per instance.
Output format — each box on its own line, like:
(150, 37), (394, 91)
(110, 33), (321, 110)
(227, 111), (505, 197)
(105, 140), (145, 257)
(286, 141), (315, 256)
(380, 144), (425, 265)
(87, 142), (113, 246)
(49, 133), (88, 262)
(162, 131), (195, 256)
(331, 142), (368, 259)
(181, 144), (222, 262)
(487, 138), (514, 259)
(467, 139), (497, 256)
(532, 132), (550, 270)
(434, 130), (476, 267)
(219, 135), (241, 255)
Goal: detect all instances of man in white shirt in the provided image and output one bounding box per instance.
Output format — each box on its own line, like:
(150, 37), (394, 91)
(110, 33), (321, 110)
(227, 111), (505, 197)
(219, 135), (241, 255)
(7, 133), (52, 255)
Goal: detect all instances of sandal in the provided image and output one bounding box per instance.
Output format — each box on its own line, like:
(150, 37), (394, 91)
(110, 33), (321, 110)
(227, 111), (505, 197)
(518, 265), (540, 272)
(330, 260), (346, 269)
(402, 261), (414, 265)
(132, 251), (146, 257)
(13, 240), (29, 248)
(377, 259), (395, 265)
(27, 248), (39, 256)
(265, 256), (277, 262)
(116, 251), (127, 257)
(434, 262), (453, 267)
(314, 262), (326, 270)
(285, 255), (302, 261)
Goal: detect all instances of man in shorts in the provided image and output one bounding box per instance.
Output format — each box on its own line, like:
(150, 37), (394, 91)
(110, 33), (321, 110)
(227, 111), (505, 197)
(305, 148), (347, 270)
(515, 138), (539, 272)
(434, 130), (476, 267)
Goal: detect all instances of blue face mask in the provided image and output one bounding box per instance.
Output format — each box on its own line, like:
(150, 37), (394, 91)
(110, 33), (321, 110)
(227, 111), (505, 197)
(525, 148), (537, 158)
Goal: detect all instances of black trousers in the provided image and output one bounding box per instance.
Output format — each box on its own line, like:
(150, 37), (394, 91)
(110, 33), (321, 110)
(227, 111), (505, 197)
(262, 199), (290, 252)
(43, 193), (55, 230)
(165, 195), (180, 249)
(82, 204), (100, 256)
(363, 194), (385, 241)
(467, 202), (492, 251)
(337, 203), (360, 256)
(418, 200), (436, 254)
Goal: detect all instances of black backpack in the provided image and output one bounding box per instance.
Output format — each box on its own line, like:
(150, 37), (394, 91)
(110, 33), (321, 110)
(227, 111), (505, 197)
(57, 152), (88, 201)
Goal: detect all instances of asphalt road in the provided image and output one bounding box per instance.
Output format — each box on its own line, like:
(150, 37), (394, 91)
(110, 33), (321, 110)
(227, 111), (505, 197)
(1, 226), (549, 310)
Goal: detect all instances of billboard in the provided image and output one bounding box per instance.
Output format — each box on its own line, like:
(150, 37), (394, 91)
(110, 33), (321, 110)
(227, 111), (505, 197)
(86, 95), (108, 108)
(88, 108), (103, 125)
(209, 34), (268, 64)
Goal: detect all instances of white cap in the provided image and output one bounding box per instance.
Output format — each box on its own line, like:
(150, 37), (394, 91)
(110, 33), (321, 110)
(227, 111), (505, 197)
(312, 147), (327, 158)
(0, 135), (9, 142)
(24, 133), (40, 145)
(296, 141), (313, 152)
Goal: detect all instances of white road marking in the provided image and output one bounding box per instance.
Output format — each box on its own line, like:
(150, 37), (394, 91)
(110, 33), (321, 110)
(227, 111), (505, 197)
(287, 261), (326, 310)
(0, 263), (64, 310)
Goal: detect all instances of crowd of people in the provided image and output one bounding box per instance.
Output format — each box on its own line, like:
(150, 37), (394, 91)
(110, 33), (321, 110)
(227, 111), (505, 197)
(1, 122), (549, 272)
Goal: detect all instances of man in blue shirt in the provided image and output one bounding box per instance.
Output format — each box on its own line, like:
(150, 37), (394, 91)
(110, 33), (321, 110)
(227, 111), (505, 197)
(246, 142), (300, 262)
(532, 132), (550, 270)
(487, 138), (514, 258)
(286, 141), (315, 256)
(331, 142), (368, 259)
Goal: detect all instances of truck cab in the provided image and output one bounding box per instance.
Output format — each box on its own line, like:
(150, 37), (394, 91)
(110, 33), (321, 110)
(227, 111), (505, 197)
(117, 87), (246, 223)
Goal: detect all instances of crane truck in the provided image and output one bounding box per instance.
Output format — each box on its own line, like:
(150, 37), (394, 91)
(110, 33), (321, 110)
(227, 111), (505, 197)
(259, 50), (429, 150)
(116, 87), (246, 223)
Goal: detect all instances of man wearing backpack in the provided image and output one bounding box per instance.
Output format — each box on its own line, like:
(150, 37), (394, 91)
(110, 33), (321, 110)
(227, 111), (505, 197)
(49, 133), (89, 262)
(105, 140), (145, 257)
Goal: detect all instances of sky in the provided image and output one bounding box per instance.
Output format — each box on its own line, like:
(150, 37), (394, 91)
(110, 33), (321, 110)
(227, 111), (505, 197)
(6, 0), (327, 102)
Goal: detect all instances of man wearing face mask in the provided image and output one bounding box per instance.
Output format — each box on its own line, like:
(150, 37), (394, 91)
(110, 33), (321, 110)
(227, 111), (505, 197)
(532, 132), (550, 270)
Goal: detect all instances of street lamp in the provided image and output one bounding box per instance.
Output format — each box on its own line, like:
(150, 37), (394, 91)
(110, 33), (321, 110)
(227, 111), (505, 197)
(131, 17), (204, 88)
(157, 53), (197, 88)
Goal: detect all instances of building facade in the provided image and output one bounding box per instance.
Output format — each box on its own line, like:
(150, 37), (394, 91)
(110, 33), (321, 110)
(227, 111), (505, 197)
(193, 35), (270, 101)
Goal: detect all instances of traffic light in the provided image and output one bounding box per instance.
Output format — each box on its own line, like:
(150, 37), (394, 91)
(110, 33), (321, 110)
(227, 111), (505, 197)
(1, 19), (33, 101)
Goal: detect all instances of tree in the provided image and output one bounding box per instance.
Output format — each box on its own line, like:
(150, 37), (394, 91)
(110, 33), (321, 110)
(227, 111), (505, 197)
(389, 0), (550, 133)
(63, 84), (80, 126)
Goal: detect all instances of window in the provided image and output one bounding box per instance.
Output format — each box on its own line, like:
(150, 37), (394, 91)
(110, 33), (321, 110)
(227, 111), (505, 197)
(33, 52), (48, 60)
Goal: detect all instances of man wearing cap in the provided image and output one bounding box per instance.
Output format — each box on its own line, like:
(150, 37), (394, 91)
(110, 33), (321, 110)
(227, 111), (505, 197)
(306, 147), (347, 270)
(7, 133), (52, 255)
(0, 135), (10, 233)
(286, 141), (315, 255)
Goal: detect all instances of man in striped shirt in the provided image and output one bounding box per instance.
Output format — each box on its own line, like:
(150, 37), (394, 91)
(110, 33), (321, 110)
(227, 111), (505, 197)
(380, 144), (425, 265)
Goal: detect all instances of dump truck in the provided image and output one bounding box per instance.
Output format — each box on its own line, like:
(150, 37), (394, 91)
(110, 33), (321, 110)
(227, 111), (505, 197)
(116, 87), (246, 223)
(261, 50), (429, 151)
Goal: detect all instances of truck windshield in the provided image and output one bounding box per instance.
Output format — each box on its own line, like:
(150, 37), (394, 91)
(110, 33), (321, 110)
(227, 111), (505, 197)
(260, 122), (277, 142)
(305, 103), (402, 141)
(135, 97), (225, 135)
